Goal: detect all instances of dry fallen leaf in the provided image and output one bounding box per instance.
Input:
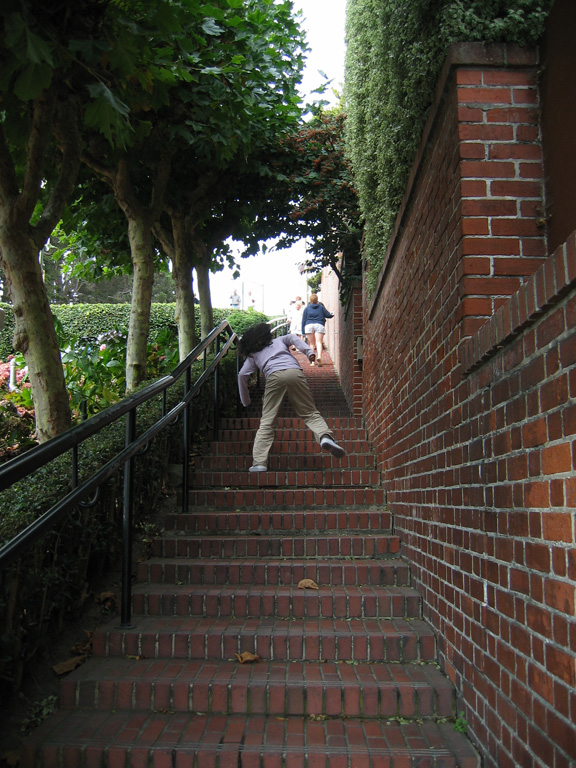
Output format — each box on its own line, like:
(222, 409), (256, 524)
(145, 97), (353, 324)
(52, 655), (87, 675)
(298, 578), (319, 590)
(97, 591), (117, 608)
(235, 651), (260, 664)
(71, 629), (93, 656)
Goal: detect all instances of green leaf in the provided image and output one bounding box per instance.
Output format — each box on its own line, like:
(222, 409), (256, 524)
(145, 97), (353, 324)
(201, 18), (222, 36)
(13, 62), (53, 100)
(26, 28), (54, 66)
(68, 38), (109, 66)
(4, 13), (27, 52)
(200, 66), (222, 75)
(84, 82), (132, 147)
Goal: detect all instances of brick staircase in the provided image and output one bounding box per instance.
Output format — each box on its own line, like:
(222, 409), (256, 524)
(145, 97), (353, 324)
(22, 352), (479, 766)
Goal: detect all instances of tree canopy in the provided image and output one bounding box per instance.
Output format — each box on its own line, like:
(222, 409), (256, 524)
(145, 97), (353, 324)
(0, 0), (308, 436)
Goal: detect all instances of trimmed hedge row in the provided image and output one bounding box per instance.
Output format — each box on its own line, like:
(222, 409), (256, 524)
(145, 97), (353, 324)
(0, 302), (270, 359)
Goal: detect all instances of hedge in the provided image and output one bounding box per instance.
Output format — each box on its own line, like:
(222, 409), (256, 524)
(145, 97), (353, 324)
(345, 0), (554, 293)
(0, 302), (271, 360)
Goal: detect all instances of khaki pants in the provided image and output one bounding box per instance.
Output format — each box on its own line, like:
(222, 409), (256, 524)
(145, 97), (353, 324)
(252, 368), (332, 466)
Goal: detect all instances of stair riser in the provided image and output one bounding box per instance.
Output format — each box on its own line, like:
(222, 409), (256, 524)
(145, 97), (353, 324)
(61, 679), (454, 719)
(218, 417), (363, 428)
(213, 428), (371, 440)
(23, 717), (480, 768)
(192, 470), (381, 488)
(131, 593), (421, 620)
(93, 631), (437, 663)
(163, 510), (392, 533)
(204, 439), (374, 454)
(137, 561), (410, 586)
(186, 488), (387, 509)
(151, 537), (400, 559)
(196, 455), (376, 470)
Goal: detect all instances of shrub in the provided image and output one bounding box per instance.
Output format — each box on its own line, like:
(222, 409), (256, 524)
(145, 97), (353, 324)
(345, 0), (554, 293)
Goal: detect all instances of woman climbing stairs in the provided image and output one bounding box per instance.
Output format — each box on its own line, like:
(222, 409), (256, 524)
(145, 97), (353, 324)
(22, 352), (479, 766)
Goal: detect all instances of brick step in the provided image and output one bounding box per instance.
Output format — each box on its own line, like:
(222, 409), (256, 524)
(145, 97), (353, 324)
(163, 508), (392, 534)
(130, 585), (421, 620)
(217, 416), (365, 430)
(22, 712), (479, 767)
(194, 453), (376, 470)
(151, 533), (400, 559)
(202, 437), (373, 455)
(92, 616), (437, 662)
(59, 658), (455, 718)
(244, 406), (352, 419)
(186, 487), (386, 509)
(244, 393), (351, 405)
(136, 557), (410, 586)
(211, 426), (370, 442)
(191, 468), (381, 489)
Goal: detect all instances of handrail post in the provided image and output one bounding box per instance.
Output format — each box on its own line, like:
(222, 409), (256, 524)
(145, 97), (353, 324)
(119, 409), (136, 628)
(236, 346), (242, 418)
(182, 366), (191, 516)
(213, 333), (221, 440)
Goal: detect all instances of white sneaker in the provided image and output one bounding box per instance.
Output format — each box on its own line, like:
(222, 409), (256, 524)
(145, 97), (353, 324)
(320, 436), (346, 459)
(249, 465), (267, 472)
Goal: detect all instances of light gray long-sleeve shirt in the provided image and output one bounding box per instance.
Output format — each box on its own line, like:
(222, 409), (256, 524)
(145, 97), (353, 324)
(238, 333), (314, 406)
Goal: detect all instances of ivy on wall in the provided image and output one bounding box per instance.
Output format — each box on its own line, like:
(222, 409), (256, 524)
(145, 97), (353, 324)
(345, 0), (554, 293)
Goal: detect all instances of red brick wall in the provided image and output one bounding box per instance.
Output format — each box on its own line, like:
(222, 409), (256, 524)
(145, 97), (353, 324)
(334, 42), (576, 768)
(320, 272), (363, 416)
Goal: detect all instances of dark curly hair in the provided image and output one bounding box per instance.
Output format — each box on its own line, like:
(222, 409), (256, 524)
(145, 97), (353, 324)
(238, 323), (273, 356)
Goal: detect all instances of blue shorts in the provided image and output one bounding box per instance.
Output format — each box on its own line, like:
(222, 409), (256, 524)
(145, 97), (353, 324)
(305, 323), (325, 334)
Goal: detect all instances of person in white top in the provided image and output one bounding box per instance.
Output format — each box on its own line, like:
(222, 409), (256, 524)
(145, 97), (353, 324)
(288, 296), (304, 337)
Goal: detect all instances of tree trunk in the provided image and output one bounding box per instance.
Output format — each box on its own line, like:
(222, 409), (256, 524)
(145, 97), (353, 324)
(193, 238), (215, 340)
(125, 217), (155, 390)
(0, 230), (71, 441)
(170, 214), (197, 360)
(105, 155), (171, 390)
(0, 92), (81, 441)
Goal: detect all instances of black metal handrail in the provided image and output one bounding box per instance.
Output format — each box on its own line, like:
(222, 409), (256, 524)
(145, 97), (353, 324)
(0, 320), (237, 627)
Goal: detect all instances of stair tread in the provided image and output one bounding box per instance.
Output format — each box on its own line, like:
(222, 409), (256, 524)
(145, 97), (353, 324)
(96, 615), (435, 634)
(63, 656), (449, 685)
(131, 584), (419, 596)
(191, 471), (382, 488)
(138, 557), (411, 587)
(165, 508), (390, 525)
(130, 583), (421, 619)
(154, 534), (395, 541)
(23, 711), (478, 765)
(140, 556), (407, 570)
(60, 658), (455, 718)
(150, 533), (400, 559)
(185, 488), (387, 509)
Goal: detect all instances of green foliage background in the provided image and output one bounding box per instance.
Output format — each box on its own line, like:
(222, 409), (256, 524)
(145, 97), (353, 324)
(345, 0), (554, 293)
(0, 302), (268, 359)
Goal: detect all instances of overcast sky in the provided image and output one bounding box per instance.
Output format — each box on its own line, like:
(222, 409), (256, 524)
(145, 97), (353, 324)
(208, 0), (347, 315)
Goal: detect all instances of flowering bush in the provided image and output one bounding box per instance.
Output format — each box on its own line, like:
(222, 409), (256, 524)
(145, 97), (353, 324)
(0, 325), (181, 461)
(0, 356), (36, 461)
